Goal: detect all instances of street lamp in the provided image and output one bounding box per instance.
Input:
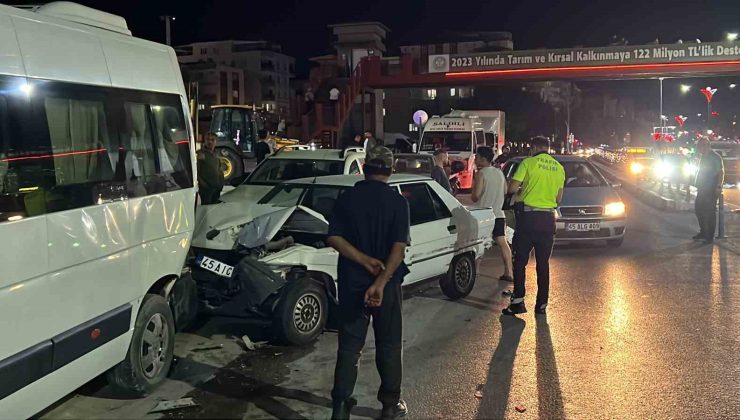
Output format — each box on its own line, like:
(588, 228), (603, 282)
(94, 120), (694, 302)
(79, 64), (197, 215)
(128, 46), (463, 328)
(727, 32), (739, 41)
(730, 83), (737, 89)
(160, 15), (175, 45)
(680, 84), (691, 93)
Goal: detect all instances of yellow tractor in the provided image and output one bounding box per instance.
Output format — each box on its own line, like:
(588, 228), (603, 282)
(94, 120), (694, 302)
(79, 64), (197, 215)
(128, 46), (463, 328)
(205, 105), (299, 182)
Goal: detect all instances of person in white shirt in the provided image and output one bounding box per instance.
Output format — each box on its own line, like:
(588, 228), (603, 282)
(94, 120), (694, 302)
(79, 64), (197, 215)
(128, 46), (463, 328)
(471, 146), (514, 282)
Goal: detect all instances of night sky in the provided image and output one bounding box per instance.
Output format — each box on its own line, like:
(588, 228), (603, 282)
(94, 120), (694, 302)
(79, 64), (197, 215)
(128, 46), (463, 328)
(7, 0), (740, 61)
(6, 0), (740, 143)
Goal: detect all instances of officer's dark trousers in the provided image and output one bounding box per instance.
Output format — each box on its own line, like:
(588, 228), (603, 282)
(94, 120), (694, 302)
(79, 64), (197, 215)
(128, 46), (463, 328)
(695, 189), (719, 240)
(512, 211), (556, 308)
(332, 281), (402, 406)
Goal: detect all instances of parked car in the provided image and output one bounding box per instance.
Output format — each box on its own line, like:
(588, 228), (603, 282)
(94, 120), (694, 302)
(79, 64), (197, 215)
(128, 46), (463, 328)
(503, 156), (627, 247)
(186, 174), (494, 345)
(193, 147), (365, 250)
(393, 153), (461, 195)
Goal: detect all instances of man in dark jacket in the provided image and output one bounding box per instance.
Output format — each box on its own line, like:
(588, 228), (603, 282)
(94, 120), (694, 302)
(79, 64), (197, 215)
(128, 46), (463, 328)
(255, 130), (271, 164)
(197, 132), (224, 204)
(494, 145), (511, 167)
(328, 146), (410, 420)
(693, 138), (725, 244)
(431, 149), (451, 192)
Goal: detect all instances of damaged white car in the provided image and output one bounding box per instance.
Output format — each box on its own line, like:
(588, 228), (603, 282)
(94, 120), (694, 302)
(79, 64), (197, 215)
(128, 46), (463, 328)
(186, 174), (494, 345)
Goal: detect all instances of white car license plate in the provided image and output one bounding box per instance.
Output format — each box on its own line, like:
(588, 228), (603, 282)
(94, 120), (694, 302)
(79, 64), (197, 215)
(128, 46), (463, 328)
(566, 222), (600, 232)
(197, 256), (234, 278)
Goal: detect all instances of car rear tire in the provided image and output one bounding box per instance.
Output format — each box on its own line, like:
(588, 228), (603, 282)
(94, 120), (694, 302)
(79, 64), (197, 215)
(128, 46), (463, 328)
(440, 254), (476, 300)
(274, 279), (328, 345)
(107, 294), (175, 395)
(218, 148), (243, 184)
(607, 237), (624, 247)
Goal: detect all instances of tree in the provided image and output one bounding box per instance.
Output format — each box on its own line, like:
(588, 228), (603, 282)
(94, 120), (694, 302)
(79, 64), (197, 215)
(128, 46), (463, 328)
(538, 81), (581, 152)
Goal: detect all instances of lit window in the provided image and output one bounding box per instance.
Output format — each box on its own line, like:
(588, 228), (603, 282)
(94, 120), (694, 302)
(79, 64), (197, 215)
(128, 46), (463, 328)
(426, 89), (437, 100)
(383, 108), (386, 116)
(450, 88), (456, 97)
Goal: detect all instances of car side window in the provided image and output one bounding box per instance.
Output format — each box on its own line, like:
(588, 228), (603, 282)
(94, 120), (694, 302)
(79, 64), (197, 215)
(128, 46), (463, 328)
(400, 183), (448, 226)
(504, 162), (519, 179)
(348, 160), (360, 175)
(428, 185), (452, 219)
(474, 130), (485, 146)
(485, 132), (495, 147)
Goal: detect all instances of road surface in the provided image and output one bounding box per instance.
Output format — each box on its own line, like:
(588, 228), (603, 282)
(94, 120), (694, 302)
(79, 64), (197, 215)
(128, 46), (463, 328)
(38, 190), (740, 420)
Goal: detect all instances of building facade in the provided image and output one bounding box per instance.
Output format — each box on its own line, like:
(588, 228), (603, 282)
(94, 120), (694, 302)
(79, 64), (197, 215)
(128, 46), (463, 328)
(383, 32), (513, 138)
(177, 40), (295, 117)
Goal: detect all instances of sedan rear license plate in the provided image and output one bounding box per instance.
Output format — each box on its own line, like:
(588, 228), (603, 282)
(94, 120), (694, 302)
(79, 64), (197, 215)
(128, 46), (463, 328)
(566, 222), (600, 232)
(197, 256), (234, 278)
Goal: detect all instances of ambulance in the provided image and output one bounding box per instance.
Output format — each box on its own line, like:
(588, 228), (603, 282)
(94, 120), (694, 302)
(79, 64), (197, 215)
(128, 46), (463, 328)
(418, 110), (505, 190)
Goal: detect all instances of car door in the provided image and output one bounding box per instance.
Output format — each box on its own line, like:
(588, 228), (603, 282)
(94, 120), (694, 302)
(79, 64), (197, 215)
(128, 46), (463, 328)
(400, 182), (456, 285)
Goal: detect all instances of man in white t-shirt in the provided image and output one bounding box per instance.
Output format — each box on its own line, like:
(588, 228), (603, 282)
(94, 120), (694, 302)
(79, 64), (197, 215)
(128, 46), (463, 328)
(471, 146), (514, 282)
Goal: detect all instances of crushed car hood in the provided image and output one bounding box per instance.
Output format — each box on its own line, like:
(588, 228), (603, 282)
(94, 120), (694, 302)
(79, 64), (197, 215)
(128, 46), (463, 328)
(192, 202), (328, 251)
(238, 205), (328, 249)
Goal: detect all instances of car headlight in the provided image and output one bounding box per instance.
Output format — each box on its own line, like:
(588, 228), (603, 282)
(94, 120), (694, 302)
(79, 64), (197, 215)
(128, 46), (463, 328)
(630, 162), (644, 174)
(604, 201), (625, 217)
(653, 161), (673, 178)
(683, 162), (698, 177)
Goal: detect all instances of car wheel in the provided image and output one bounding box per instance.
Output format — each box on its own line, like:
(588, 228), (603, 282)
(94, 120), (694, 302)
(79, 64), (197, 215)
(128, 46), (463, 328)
(218, 148), (243, 183)
(107, 294), (175, 395)
(274, 279), (328, 345)
(607, 237), (624, 248)
(440, 254), (477, 300)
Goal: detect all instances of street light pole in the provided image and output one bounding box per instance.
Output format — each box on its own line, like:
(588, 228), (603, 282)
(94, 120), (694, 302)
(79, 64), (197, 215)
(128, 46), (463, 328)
(160, 15), (175, 46)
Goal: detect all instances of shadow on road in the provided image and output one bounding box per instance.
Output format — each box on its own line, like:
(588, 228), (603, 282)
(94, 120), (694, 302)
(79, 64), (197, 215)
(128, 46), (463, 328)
(476, 315), (526, 419)
(535, 316), (565, 420)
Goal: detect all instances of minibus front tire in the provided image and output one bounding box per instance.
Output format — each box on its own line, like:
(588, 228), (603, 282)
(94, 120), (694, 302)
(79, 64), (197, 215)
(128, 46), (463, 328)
(107, 294), (176, 395)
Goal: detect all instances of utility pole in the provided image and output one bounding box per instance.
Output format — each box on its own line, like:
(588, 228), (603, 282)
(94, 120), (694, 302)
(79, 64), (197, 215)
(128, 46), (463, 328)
(160, 15), (175, 46)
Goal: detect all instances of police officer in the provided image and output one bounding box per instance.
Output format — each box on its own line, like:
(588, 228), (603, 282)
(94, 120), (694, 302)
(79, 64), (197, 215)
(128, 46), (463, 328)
(503, 136), (565, 316)
(197, 132), (224, 205)
(693, 138), (725, 244)
(327, 146), (410, 420)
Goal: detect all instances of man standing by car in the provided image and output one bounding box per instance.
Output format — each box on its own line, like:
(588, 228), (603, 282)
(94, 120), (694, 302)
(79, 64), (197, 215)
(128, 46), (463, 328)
(255, 130), (271, 164)
(364, 130), (379, 151)
(494, 145), (512, 167)
(431, 149), (452, 192)
(327, 146), (410, 420)
(503, 136), (564, 316)
(471, 147), (514, 283)
(197, 132), (224, 205)
(694, 138), (725, 244)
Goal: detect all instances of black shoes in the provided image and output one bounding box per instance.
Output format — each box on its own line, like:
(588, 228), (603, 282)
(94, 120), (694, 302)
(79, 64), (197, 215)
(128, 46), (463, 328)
(331, 397), (357, 420)
(692, 233), (704, 240)
(502, 302), (527, 315)
(381, 400), (408, 420)
(499, 275), (514, 283)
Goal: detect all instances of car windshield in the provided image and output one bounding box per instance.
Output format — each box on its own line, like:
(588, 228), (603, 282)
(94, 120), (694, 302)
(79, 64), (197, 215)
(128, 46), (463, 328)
(395, 156), (433, 175)
(420, 132), (472, 152)
(563, 162), (606, 187)
(247, 159), (344, 184)
(259, 184), (347, 220)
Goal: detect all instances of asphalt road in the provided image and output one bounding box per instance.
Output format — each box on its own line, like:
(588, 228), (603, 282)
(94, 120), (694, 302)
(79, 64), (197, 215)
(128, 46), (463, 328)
(39, 190), (740, 420)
